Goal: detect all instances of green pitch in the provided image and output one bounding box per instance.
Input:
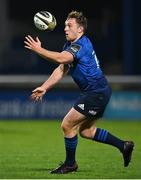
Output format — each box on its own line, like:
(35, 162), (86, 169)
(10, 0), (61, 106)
(0, 120), (140, 179)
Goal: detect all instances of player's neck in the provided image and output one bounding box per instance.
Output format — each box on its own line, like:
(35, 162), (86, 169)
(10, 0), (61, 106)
(72, 33), (84, 43)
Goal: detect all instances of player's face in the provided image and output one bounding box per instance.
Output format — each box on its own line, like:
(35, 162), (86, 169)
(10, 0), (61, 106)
(64, 18), (83, 42)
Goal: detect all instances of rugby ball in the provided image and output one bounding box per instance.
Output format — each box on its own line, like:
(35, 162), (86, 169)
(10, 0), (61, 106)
(34, 11), (57, 31)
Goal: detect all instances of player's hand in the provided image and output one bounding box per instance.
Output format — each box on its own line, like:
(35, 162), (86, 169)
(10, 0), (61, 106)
(24, 35), (41, 52)
(30, 87), (46, 102)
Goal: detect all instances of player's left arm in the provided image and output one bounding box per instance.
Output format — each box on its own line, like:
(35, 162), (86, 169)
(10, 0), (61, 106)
(24, 35), (74, 64)
(30, 64), (69, 101)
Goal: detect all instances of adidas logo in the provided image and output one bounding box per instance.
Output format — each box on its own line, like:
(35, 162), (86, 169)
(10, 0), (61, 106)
(78, 104), (84, 110)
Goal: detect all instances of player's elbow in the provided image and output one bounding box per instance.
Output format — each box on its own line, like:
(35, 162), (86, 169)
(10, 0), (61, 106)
(57, 51), (73, 64)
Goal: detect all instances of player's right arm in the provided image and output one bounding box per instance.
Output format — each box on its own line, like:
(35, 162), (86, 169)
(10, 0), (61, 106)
(31, 64), (69, 101)
(24, 36), (74, 64)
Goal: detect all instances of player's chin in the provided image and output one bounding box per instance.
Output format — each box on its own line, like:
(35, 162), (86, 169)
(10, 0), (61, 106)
(65, 35), (71, 41)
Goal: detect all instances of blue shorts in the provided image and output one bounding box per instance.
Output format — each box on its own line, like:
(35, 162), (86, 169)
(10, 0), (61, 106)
(73, 89), (111, 119)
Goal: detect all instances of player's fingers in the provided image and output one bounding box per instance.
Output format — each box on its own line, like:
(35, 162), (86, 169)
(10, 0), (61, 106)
(30, 94), (35, 99)
(35, 96), (41, 101)
(32, 87), (42, 92)
(30, 93), (43, 102)
(36, 36), (40, 42)
(24, 40), (31, 45)
(24, 41), (32, 47)
(24, 45), (32, 49)
(28, 35), (36, 43)
(31, 92), (43, 98)
(30, 95), (35, 101)
(30, 94), (39, 101)
(31, 92), (39, 98)
(32, 88), (45, 94)
(32, 88), (40, 93)
(30, 96), (35, 101)
(25, 36), (33, 44)
(38, 96), (42, 102)
(30, 94), (36, 101)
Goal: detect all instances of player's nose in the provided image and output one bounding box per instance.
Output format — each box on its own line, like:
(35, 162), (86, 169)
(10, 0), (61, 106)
(64, 26), (68, 32)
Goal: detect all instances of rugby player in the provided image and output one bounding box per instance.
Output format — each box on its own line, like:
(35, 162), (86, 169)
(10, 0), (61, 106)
(24, 11), (134, 174)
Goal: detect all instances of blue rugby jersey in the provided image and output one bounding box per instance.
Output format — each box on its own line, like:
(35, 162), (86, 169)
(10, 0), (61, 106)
(63, 35), (110, 93)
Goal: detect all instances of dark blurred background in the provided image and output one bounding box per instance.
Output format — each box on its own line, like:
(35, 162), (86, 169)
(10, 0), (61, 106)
(0, 0), (141, 75)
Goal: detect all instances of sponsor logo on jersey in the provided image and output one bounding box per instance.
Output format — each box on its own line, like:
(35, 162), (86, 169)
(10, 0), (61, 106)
(70, 44), (81, 53)
(88, 110), (97, 115)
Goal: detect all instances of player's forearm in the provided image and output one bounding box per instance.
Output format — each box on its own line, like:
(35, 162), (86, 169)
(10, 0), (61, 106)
(41, 66), (65, 91)
(37, 48), (72, 64)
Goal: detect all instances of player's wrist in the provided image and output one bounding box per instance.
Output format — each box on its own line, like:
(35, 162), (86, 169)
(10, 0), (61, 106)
(40, 86), (47, 92)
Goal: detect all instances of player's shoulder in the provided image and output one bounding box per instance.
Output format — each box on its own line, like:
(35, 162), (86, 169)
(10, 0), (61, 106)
(76, 35), (94, 55)
(77, 35), (91, 44)
(77, 35), (93, 49)
(62, 35), (93, 54)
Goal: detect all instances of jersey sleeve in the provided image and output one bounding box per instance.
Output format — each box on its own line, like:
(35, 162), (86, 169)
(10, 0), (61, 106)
(65, 43), (82, 59)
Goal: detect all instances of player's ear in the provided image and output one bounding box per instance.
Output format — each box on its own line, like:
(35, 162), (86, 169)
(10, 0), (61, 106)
(78, 26), (84, 33)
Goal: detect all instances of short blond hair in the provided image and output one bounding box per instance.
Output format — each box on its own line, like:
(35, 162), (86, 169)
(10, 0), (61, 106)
(67, 11), (87, 32)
